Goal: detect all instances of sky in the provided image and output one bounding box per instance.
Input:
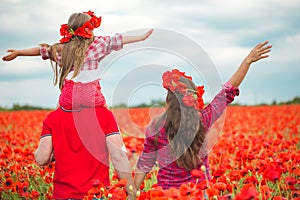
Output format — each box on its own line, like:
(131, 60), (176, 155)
(0, 0), (299, 108)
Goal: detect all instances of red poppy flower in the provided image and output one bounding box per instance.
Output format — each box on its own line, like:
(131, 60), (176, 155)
(150, 186), (165, 197)
(213, 182), (227, 192)
(165, 187), (180, 199)
(179, 183), (196, 196)
(177, 82), (188, 93)
(74, 27), (86, 38)
(91, 179), (104, 188)
(197, 97), (204, 109)
(107, 187), (127, 200)
(59, 34), (73, 43)
(90, 16), (101, 28)
(285, 176), (297, 186)
(206, 186), (219, 197)
(182, 94), (196, 107)
(4, 178), (13, 190)
(234, 184), (258, 200)
(60, 24), (69, 36)
(172, 69), (192, 80)
(114, 179), (127, 188)
(273, 196), (288, 200)
(84, 10), (95, 16)
(82, 21), (94, 30)
(243, 176), (258, 185)
(191, 169), (204, 179)
(260, 185), (272, 200)
(263, 165), (282, 182)
(212, 168), (225, 178)
(197, 85), (205, 96)
(162, 71), (179, 93)
(59, 10), (101, 43)
(30, 190), (40, 198)
(4, 172), (10, 178)
(196, 180), (208, 190)
(162, 69), (205, 109)
(87, 187), (102, 198)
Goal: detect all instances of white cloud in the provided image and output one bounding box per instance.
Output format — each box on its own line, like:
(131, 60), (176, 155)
(1, 58), (50, 76)
(0, 0), (299, 107)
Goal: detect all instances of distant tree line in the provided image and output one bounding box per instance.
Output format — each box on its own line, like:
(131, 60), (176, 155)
(0, 104), (52, 111)
(112, 99), (166, 108)
(113, 96), (300, 108)
(271, 96), (300, 105)
(0, 96), (299, 111)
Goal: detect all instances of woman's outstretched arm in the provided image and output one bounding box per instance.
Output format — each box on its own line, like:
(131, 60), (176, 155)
(229, 41), (272, 87)
(201, 41), (272, 129)
(134, 168), (147, 192)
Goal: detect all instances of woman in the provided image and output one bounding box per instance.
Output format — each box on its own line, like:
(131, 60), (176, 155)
(134, 41), (272, 190)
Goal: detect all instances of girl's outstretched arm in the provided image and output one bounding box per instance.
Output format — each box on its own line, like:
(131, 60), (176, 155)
(229, 41), (272, 87)
(2, 47), (40, 61)
(122, 29), (153, 44)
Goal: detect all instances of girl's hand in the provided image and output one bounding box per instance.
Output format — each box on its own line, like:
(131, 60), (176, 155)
(2, 49), (20, 61)
(245, 41), (272, 64)
(122, 29), (154, 44)
(141, 29), (154, 41)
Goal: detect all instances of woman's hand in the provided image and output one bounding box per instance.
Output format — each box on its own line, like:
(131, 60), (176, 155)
(2, 49), (20, 61)
(244, 41), (272, 64)
(228, 41), (272, 88)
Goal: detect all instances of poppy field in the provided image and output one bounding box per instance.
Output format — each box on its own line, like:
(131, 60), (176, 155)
(1, 105), (300, 199)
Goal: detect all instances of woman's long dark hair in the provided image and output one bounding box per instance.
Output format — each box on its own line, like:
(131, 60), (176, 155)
(155, 76), (205, 170)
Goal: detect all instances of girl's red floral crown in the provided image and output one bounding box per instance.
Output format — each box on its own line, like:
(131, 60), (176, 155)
(59, 11), (101, 43)
(162, 69), (205, 110)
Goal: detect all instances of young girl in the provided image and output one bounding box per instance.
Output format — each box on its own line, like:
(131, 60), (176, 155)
(2, 11), (153, 110)
(134, 41), (272, 190)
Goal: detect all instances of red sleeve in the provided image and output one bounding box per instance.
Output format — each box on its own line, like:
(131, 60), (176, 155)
(39, 46), (50, 60)
(98, 108), (120, 136)
(136, 125), (157, 172)
(41, 113), (53, 138)
(200, 82), (239, 130)
(110, 33), (123, 51)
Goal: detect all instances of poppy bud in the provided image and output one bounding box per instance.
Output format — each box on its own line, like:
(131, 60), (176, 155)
(129, 185), (133, 191)
(136, 190), (141, 197)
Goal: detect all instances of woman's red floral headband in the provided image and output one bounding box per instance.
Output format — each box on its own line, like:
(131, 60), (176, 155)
(162, 69), (205, 110)
(59, 11), (101, 43)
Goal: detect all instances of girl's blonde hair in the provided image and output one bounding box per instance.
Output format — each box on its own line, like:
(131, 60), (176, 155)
(154, 77), (205, 170)
(49, 13), (94, 90)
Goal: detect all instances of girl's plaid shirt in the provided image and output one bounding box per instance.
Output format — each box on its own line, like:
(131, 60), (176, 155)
(40, 33), (123, 71)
